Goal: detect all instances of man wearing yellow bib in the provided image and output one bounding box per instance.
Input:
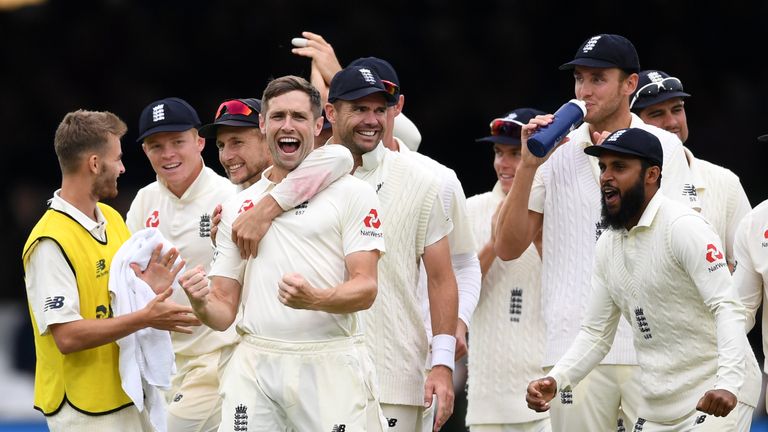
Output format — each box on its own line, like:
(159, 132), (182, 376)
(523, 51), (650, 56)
(22, 109), (201, 432)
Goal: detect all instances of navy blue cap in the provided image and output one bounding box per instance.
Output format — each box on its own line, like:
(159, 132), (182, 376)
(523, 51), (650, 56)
(630, 70), (690, 111)
(328, 66), (397, 105)
(137, 97), (200, 143)
(584, 128), (663, 167)
(348, 56), (400, 99)
(198, 98), (261, 139)
(476, 108), (545, 145)
(559, 34), (640, 73)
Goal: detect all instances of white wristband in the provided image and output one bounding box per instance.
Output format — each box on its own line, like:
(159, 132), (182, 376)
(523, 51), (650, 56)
(430, 334), (456, 371)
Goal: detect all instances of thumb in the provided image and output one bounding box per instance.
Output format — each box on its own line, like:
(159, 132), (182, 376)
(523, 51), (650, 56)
(129, 262), (142, 277)
(423, 385), (434, 408)
(156, 286), (173, 302)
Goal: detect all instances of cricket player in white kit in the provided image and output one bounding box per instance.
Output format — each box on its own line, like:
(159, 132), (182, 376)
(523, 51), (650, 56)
(466, 108), (550, 432)
(734, 195), (768, 412)
(526, 127), (759, 432)
(180, 75), (387, 431)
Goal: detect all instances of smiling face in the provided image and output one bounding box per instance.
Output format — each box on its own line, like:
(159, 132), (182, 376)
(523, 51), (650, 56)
(327, 93), (388, 162)
(637, 97), (689, 143)
(142, 128), (204, 197)
(493, 143), (522, 194)
(92, 132), (125, 200)
(216, 126), (271, 187)
(260, 90), (322, 180)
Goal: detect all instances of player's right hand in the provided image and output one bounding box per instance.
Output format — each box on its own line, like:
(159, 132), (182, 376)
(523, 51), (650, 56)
(179, 265), (210, 307)
(526, 376), (557, 412)
(520, 115), (569, 168)
(696, 389), (737, 417)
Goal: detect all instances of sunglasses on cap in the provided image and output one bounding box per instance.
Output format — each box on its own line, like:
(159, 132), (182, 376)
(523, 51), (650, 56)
(630, 77), (684, 109)
(489, 118), (523, 138)
(381, 80), (399, 97)
(215, 99), (256, 119)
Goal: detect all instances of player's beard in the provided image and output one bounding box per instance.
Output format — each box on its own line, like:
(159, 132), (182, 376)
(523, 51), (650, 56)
(600, 173), (645, 231)
(92, 169), (118, 200)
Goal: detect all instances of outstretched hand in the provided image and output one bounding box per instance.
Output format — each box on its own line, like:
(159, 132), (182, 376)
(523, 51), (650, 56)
(130, 244), (185, 294)
(142, 287), (201, 334)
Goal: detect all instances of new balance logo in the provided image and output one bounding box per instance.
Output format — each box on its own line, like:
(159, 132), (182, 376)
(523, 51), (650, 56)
(386, 418), (398, 428)
(635, 307), (652, 340)
(331, 425), (346, 432)
(693, 414), (707, 425)
(44, 296), (64, 311)
(152, 104), (165, 122)
(560, 389), (573, 404)
(173, 393), (183, 403)
(234, 404), (247, 431)
(509, 288), (522, 322)
(95, 304), (113, 319)
(96, 258), (108, 278)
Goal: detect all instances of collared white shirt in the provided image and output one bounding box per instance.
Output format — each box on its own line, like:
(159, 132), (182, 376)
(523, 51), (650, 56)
(25, 190), (108, 334)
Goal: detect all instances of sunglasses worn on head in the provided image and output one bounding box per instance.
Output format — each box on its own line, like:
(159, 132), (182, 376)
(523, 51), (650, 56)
(489, 118), (523, 137)
(215, 100), (255, 119)
(630, 77), (684, 109)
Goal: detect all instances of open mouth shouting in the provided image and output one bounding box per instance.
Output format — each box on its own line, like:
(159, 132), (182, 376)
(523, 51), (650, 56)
(602, 185), (620, 209)
(278, 136), (300, 154)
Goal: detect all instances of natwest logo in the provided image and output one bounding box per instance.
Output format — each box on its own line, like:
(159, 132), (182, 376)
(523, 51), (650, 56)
(238, 200), (254, 214)
(363, 209), (381, 229)
(146, 210), (160, 227)
(705, 243), (723, 263)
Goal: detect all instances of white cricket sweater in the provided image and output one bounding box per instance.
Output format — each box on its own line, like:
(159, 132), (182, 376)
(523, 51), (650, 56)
(735, 199), (768, 371)
(464, 183), (548, 425)
(353, 144), (450, 406)
(684, 147), (751, 266)
(530, 115), (697, 366)
(397, 140), (480, 337)
(550, 193), (750, 422)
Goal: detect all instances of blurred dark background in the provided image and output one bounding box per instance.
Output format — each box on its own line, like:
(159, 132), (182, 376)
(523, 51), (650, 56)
(2, 0), (767, 428)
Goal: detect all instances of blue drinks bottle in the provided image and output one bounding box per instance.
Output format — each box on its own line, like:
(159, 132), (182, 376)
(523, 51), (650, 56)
(527, 99), (587, 157)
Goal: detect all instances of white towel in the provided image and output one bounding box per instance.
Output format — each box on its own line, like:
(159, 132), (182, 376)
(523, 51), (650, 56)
(109, 228), (183, 432)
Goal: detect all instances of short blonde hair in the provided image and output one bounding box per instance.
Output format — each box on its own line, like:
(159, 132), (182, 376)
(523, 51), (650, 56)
(54, 110), (127, 174)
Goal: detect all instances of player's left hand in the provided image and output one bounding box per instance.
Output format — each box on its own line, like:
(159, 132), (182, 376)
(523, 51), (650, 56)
(696, 389), (737, 417)
(131, 244), (185, 294)
(424, 365), (454, 431)
(277, 273), (325, 310)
